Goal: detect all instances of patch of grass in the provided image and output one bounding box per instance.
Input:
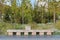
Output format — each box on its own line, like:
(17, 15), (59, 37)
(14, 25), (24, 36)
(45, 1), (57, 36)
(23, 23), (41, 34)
(0, 22), (56, 35)
(0, 22), (25, 35)
(31, 23), (54, 30)
(55, 20), (60, 30)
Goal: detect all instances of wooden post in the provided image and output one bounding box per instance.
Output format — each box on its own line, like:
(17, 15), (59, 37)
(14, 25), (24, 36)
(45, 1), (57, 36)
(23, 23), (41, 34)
(8, 32), (13, 36)
(39, 32), (44, 36)
(47, 32), (51, 35)
(16, 32), (20, 36)
(32, 32), (36, 35)
(24, 32), (28, 36)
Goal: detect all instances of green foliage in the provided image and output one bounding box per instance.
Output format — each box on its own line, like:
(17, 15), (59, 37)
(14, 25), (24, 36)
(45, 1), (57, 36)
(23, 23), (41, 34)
(0, 0), (59, 24)
(0, 22), (25, 35)
(20, 0), (32, 24)
(0, 0), (60, 32)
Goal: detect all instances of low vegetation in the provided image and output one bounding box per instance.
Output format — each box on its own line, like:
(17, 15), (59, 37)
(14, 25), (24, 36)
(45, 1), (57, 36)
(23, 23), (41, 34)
(55, 20), (60, 30)
(0, 0), (60, 35)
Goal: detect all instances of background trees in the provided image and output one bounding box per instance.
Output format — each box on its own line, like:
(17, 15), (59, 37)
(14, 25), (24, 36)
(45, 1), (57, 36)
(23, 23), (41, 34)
(0, 0), (60, 34)
(0, 0), (59, 24)
(20, 0), (32, 24)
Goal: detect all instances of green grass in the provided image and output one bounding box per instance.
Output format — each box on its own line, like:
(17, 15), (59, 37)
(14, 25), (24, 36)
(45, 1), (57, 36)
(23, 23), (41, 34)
(55, 20), (60, 30)
(0, 22), (25, 35)
(0, 21), (60, 35)
(31, 23), (54, 30)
